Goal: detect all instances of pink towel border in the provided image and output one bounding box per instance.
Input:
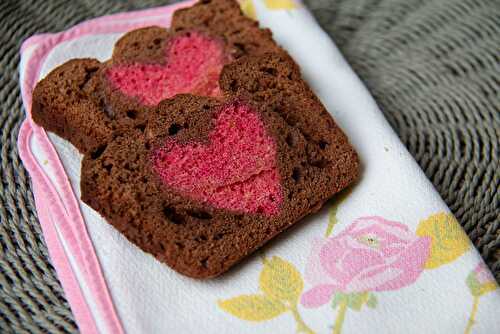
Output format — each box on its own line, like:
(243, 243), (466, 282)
(17, 2), (194, 333)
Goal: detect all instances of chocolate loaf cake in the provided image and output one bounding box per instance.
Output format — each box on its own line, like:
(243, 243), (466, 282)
(31, 0), (359, 278)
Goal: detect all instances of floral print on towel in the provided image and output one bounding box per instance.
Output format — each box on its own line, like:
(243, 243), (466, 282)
(301, 216), (431, 308)
(464, 262), (498, 334)
(218, 193), (475, 333)
(218, 256), (315, 334)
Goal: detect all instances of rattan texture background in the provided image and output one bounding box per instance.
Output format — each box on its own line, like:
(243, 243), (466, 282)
(0, 0), (498, 332)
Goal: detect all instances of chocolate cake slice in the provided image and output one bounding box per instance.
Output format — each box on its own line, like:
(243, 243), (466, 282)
(31, 0), (359, 278)
(32, 0), (285, 153)
(80, 54), (359, 278)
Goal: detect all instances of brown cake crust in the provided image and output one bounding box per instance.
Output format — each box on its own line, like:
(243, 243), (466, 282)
(31, 0), (360, 278)
(171, 0), (284, 58)
(31, 59), (112, 153)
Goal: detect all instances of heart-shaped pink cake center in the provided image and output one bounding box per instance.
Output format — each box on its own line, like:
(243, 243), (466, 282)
(152, 102), (283, 216)
(106, 31), (228, 106)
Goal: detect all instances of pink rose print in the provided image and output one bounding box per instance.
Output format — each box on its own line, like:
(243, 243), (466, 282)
(473, 263), (495, 286)
(301, 216), (431, 308)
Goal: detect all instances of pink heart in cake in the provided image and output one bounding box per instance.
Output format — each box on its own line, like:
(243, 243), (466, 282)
(106, 31), (230, 106)
(152, 101), (283, 216)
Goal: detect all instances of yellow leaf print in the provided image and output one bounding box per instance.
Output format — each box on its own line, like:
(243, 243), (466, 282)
(264, 0), (297, 10)
(238, 0), (257, 19)
(219, 256), (315, 333)
(259, 256), (304, 304)
(416, 212), (470, 269)
(218, 294), (286, 321)
(479, 282), (498, 296)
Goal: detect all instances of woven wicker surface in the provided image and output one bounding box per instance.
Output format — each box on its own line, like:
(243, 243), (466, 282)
(0, 0), (498, 332)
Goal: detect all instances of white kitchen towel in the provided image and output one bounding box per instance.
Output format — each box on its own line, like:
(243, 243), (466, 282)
(18, 0), (500, 333)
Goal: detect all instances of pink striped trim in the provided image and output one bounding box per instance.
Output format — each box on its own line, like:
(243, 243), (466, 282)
(17, 2), (194, 333)
(19, 122), (99, 334)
